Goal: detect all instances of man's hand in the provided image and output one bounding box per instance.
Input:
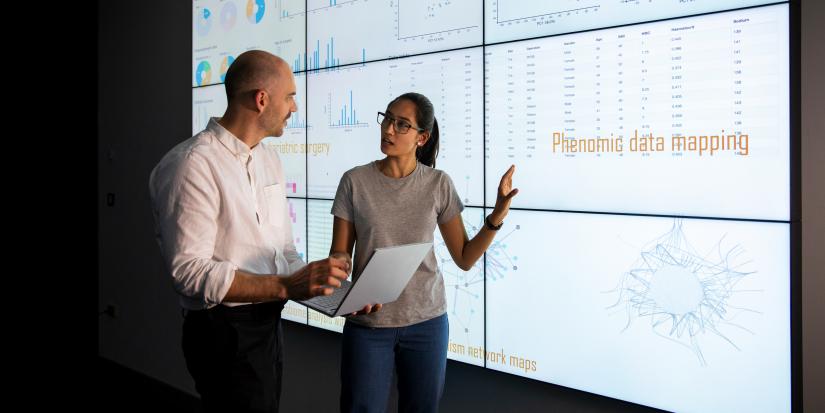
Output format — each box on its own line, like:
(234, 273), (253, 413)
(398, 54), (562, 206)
(283, 257), (349, 301)
(327, 252), (381, 316)
(329, 252), (353, 275)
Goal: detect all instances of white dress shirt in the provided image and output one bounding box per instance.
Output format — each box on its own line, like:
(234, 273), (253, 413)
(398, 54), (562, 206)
(149, 118), (305, 310)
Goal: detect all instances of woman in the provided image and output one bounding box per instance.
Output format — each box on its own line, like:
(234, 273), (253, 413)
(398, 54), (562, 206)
(330, 92), (517, 412)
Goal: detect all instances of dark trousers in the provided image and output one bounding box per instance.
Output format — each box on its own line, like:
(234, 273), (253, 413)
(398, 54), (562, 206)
(340, 313), (449, 413)
(182, 301), (286, 413)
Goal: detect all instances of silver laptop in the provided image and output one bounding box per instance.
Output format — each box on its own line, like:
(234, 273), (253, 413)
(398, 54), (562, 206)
(300, 242), (432, 317)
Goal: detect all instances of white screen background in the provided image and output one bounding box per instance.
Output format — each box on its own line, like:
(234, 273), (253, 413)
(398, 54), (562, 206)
(191, 2), (794, 411)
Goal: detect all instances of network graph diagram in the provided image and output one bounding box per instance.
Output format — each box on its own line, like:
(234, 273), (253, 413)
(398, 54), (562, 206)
(483, 211), (789, 413)
(435, 207), (521, 366)
(434, 208), (485, 366)
(607, 219), (758, 366)
(483, 219), (520, 282)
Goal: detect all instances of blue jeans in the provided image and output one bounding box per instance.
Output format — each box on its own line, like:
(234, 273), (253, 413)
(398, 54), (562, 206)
(340, 313), (449, 413)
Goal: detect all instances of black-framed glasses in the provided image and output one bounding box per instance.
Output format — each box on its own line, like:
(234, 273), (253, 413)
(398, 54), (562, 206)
(377, 112), (424, 134)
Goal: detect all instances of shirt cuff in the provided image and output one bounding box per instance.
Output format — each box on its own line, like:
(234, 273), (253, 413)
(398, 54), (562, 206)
(208, 261), (238, 306)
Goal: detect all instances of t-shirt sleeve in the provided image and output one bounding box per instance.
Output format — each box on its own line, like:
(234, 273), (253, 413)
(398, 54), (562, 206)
(437, 172), (465, 225)
(331, 171), (354, 222)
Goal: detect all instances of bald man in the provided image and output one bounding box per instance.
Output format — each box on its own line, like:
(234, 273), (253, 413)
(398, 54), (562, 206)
(149, 50), (348, 412)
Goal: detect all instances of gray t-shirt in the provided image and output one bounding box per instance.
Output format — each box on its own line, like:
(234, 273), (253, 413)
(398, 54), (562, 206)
(331, 160), (464, 327)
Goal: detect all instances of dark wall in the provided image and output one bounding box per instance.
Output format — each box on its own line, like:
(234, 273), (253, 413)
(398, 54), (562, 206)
(98, 1), (824, 411)
(799, 1), (825, 411)
(98, 0), (193, 390)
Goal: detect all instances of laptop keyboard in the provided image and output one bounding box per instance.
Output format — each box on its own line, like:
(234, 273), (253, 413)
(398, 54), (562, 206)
(308, 280), (352, 312)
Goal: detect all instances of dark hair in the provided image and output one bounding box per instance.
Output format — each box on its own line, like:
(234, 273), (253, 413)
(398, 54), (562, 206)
(387, 92), (440, 168)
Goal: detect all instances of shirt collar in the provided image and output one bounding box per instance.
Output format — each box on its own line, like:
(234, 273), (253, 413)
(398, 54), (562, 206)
(207, 117), (256, 158)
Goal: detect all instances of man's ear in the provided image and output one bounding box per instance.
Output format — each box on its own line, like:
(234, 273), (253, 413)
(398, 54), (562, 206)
(255, 89), (268, 113)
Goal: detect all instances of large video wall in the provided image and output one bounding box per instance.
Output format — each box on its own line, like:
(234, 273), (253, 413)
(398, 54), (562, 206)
(192, 1), (794, 411)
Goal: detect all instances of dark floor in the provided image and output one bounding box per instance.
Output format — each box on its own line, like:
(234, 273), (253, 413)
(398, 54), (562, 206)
(98, 356), (202, 412)
(97, 355), (661, 413)
(99, 320), (666, 412)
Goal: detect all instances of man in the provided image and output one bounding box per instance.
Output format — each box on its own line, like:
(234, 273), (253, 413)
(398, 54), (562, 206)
(149, 50), (348, 412)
